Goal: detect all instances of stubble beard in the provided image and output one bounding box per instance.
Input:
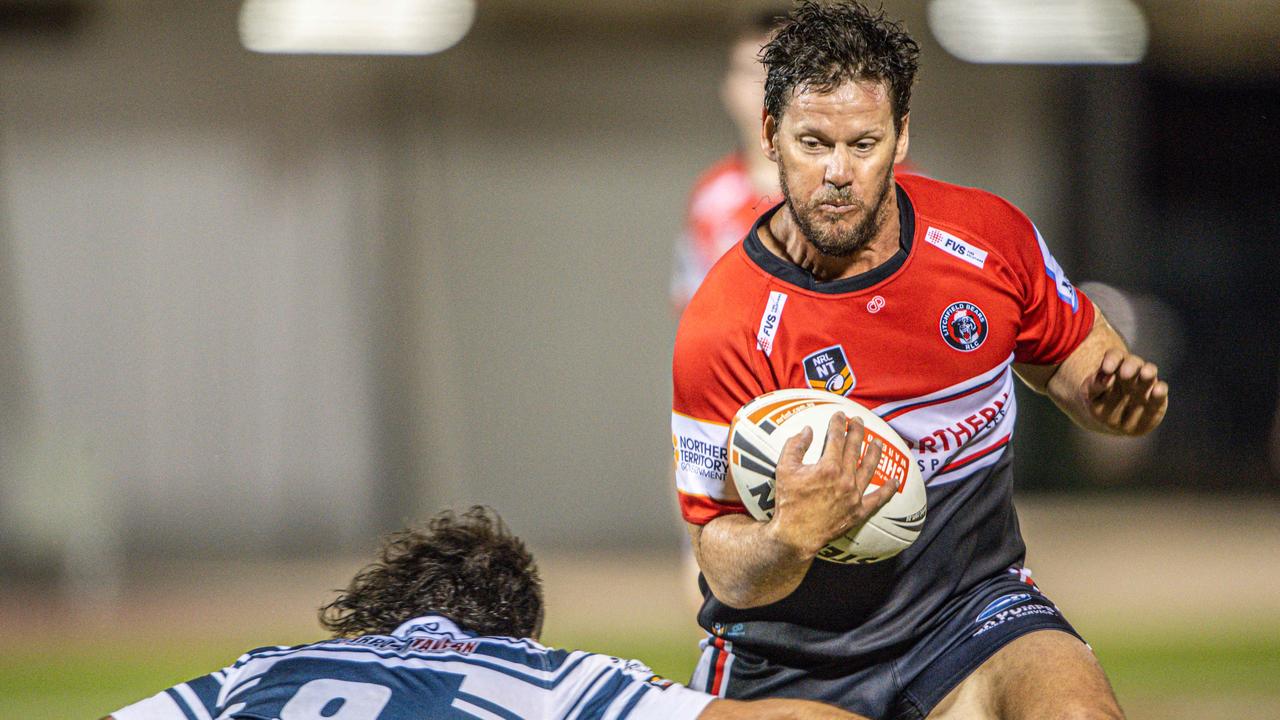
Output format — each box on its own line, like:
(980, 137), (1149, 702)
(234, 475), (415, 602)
(779, 163), (895, 258)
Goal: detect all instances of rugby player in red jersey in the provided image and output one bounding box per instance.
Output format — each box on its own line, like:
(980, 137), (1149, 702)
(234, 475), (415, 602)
(671, 3), (1168, 719)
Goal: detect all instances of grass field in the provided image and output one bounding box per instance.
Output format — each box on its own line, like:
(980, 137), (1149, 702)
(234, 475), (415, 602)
(4, 497), (1277, 719)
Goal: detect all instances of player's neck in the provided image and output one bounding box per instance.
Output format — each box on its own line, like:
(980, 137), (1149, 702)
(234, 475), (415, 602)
(762, 195), (901, 283)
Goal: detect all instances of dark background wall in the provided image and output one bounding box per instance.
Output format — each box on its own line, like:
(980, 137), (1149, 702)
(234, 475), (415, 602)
(0, 1), (1276, 570)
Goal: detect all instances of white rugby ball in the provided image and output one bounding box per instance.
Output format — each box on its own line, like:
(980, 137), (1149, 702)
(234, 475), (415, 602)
(728, 388), (926, 564)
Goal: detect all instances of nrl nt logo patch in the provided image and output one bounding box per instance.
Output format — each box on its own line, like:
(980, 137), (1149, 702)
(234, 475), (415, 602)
(803, 345), (855, 396)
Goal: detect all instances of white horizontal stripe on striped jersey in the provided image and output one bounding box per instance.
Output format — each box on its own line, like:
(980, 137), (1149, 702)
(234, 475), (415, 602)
(173, 683), (213, 720)
(225, 646), (595, 696)
(110, 691), (186, 720)
(600, 682), (646, 720)
(222, 676), (260, 705)
(218, 645), (701, 720)
(672, 413), (733, 500)
(560, 666), (617, 720)
(628, 682), (716, 719)
(451, 698), (507, 720)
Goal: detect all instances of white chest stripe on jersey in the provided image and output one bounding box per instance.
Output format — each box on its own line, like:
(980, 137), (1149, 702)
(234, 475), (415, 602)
(873, 354), (1013, 419)
(925, 227), (988, 269)
(872, 356), (1016, 485)
(922, 403), (1015, 487)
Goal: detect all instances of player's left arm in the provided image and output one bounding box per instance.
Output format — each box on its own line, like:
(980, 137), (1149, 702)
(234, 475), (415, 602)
(1014, 304), (1169, 436)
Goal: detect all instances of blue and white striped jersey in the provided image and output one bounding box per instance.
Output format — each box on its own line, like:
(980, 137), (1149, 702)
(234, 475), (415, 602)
(112, 615), (714, 720)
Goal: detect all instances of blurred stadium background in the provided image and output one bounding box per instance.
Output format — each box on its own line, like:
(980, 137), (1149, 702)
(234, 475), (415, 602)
(0, 1), (1277, 717)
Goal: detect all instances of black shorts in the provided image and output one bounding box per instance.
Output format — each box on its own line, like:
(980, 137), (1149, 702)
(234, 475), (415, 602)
(690, 570), (1084, 720)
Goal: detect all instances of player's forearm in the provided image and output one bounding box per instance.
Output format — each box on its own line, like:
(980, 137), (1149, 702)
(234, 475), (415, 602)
(1021, 306), (1169, 437)
(1043, 312), (1132, 434)
(1017, 308), (1128, 434)
(689, 516), (814, 609)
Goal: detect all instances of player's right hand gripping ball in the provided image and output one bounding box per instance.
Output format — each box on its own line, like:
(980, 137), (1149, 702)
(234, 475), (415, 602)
(728, 388), (927, 564)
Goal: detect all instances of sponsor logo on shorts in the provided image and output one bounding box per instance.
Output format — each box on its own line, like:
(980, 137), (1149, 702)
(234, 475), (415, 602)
(803, 345), (855, 396)
(756, 291), (788, 356)
(939, 302), (988, 352)
(971, 601), (1060, 637)
(926, 227), (988, 269)
(976, 593), (1032, 623)
(711, 621), (747, 638)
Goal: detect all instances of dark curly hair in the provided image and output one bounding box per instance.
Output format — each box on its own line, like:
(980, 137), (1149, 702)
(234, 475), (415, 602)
(762, 1), (920, 131)
(319, 507), (544, 639)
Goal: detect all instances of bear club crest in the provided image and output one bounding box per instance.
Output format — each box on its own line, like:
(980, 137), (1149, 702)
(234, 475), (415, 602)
(802, 345), (855, 396)
(940, 301), (989, 352)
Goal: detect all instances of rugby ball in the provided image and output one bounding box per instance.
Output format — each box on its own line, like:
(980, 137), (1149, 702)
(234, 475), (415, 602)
(728, 388), (926, 564)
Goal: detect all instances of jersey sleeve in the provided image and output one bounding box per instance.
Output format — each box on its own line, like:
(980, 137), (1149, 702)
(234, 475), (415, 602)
(1005, 211), (1095, 365)
(110, 671), (226, 720)
(672, 285), (767, 525)
(575, 656), (716, 720)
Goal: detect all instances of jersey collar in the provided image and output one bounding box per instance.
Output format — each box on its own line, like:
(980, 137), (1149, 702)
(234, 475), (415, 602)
(392, 615), (472, 638)
(743, 183), (915, 294)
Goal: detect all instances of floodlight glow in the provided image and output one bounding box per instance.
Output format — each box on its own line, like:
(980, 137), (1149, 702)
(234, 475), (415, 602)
(928, 0), (1148, 65)
(239, 0), (476, 55)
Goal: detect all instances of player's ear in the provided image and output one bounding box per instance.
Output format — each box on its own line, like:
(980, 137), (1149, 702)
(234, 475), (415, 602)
(894, 113), (910, 165)
(761, 108), (779, 162)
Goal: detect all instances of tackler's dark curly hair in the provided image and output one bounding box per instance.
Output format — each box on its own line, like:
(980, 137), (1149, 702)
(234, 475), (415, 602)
(319, 506), (544, 639)
(763, 1), (920, 131)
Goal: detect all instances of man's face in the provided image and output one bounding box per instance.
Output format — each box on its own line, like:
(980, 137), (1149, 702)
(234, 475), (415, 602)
(764, 79), (909, 257)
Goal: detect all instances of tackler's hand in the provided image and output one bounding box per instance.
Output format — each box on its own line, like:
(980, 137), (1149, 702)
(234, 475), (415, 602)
(1083, 349), (1169, 436)
(770, 413), (894, 559)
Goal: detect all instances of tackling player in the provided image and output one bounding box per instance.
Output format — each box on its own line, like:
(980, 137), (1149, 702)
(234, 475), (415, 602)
(671, 3), (1168, 719)
(107, 507), (858, 720)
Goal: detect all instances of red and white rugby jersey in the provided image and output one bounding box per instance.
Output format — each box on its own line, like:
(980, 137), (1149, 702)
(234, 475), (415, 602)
(671, 173), (1094, 525)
